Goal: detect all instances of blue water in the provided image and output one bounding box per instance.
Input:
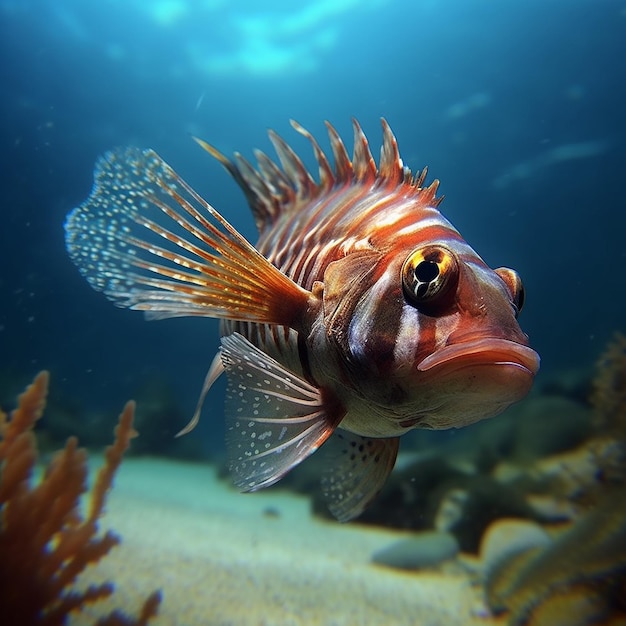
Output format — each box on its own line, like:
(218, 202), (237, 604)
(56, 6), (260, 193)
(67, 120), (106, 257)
(1, 0), (625, 454)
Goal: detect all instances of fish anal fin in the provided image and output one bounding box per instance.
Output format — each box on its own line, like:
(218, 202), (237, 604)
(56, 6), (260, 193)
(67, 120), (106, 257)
(322, 432), (399, 522)
(221, 333), (344, 491)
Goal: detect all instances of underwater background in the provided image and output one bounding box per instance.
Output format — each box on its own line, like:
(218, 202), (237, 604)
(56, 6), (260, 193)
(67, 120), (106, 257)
(1, 2), (626, 624)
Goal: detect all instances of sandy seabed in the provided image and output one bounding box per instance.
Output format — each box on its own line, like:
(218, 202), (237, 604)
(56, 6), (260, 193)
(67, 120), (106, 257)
(69, 457), (496, 626)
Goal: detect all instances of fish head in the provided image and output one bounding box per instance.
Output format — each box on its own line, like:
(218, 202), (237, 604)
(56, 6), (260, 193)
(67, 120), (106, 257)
(317, 230), (540, 432)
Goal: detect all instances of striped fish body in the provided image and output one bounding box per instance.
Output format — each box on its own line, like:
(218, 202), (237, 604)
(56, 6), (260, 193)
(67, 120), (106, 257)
(65, 119), (539, 521)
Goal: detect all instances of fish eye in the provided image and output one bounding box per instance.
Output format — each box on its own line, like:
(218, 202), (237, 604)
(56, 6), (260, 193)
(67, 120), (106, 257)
(495, 267), (525, 317)
(401, 245), (459, 310)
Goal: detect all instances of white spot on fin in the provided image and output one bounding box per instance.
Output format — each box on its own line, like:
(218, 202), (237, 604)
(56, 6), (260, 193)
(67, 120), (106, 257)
(220, 332), (343, 491)
(321, 432), (399, 522)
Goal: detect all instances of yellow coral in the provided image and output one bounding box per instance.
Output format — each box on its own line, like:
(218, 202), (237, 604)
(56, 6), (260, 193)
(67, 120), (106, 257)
(0, 371), (161, 625)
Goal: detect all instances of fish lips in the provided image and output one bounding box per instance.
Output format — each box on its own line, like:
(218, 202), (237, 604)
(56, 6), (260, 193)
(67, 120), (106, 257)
(417, 337), (540, 378)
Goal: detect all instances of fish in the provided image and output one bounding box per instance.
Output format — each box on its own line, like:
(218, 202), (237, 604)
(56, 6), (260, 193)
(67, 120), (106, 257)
(64, 118), (540, 521)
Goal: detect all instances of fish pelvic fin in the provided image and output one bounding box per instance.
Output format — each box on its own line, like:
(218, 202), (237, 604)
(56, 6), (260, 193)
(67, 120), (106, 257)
(64, 148), (311, 326)
(322, 432), (399, 522)
(176, 351), (224, 437)
(221, 332), (344, 491)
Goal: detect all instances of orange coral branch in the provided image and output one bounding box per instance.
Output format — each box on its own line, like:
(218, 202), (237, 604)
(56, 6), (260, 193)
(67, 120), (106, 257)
(88, 401), (138, 524)
(0, 371), (161, 626)
(0, 370), (48, 461)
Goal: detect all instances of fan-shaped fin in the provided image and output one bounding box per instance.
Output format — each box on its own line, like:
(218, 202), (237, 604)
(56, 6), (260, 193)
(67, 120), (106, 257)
(64, 147), (311, 324)
(221, 332), (344, 491)
(321, 431), (399, 522)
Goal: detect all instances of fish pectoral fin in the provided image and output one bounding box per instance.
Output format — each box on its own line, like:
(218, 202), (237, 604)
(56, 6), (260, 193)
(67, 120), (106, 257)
(221, 333), (344, 491)
(64, 147), (311, 327)
(321, 432), (399, 522)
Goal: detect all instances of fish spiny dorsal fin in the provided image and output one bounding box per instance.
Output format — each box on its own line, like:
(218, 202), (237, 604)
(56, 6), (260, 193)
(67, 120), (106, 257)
(351, 118), (377, 183)
(379, 118), (404, 185)
(290, 120), (335, 192)
(413, 165), (428, 188)
(325, 121), (353, 181)
(254, 149), (293, 198)
(233, 152), (281, 226)
(268, 129), (317, 200)
(412, 165), (443, 208)
(421, 179), (443, 208)
(193, 137), (273, 230)
(197, 120), (443, 233)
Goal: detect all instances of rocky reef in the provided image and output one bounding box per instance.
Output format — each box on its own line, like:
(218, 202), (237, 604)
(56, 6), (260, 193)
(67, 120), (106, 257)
(480, 332), (626, 624)
(481, 487), (626, 625)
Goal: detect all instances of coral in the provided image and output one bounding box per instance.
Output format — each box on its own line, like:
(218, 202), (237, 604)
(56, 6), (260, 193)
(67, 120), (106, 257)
(0, 371), (161, 625)
(588, 332), (626, 488)
(591, 332), (626, 434)
(480, 333), (626, 625)
(482, 489), (626, 625)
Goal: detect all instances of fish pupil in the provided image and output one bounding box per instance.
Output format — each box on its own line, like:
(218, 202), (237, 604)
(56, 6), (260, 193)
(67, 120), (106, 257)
(414, 260), (439, 283)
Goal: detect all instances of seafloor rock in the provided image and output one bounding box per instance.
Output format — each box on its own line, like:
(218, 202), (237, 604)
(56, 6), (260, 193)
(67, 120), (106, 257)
(371, 531), (459, 570)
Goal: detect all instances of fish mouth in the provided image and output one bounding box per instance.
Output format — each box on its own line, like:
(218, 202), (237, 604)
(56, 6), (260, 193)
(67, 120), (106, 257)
(417, 337), (540, 375)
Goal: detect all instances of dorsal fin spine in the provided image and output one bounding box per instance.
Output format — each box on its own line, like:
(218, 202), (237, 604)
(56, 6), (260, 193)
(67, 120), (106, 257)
(268, 130), (316, 199)
(290, 120), (335, 192)
(233, 152), (275, 228)
(379, 118), (404, 185)
(351, 118), (377, 183)
(325, 121), (353, 181)
(253, 150), (295, 207)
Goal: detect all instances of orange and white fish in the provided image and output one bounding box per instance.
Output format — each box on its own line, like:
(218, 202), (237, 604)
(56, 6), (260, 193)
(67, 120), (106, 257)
(65, 119), (539, 521)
